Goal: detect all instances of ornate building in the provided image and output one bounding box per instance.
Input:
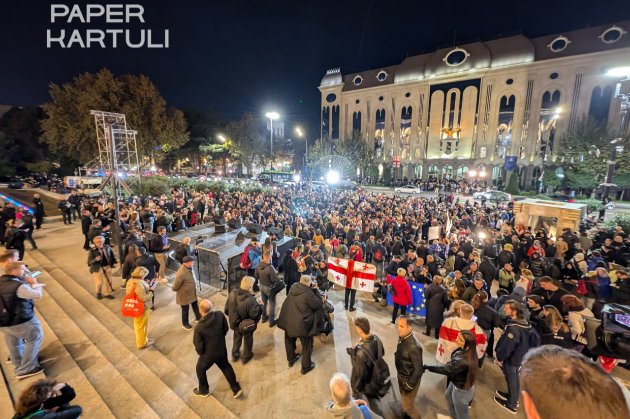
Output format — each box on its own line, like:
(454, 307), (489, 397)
(319, 21), (630, 189)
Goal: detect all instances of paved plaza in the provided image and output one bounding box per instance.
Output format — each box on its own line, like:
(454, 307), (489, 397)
(0, 216), (622, 418)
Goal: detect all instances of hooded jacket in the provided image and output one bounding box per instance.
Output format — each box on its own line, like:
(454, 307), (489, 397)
(193, 311), (229, 357)
(255, 260), (279, 288)
(225, 288), (261, 331)
(495, 318), (540, 366)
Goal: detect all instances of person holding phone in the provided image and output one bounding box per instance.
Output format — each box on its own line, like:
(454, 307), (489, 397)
(0, 262), (45, 379)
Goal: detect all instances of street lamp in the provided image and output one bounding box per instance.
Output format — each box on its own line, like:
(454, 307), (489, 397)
(266, 111), (280, 170)
(295, 126), (308, 173)
(217, 134), (226, 142)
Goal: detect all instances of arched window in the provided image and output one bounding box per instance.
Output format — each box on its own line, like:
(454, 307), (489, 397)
(456, 166), (468, 180)
(352, 111), (362, 134)
(428, 165), (438, 182)
(322, 106), (330, 139)
(442, 165), (453, 180)
(374, 109), (386, 158)
(495, 95), (516, 158)
(400, 106), (412, 151)
(415, 165), (423, 179)
(332, 105), (340, 140)
(588, 85), (614, 123)
(538, 90), (561, 160)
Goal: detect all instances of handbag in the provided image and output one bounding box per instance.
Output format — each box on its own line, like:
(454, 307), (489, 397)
(238, 318), (257, 334)
(387, 283), (396, 296)
(121, 290), (144, 318)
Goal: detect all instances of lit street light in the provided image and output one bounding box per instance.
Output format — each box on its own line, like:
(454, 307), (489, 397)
(266, 111), (279, 170)
(217, 134), (226, 142)
(295, 126), (308, 173)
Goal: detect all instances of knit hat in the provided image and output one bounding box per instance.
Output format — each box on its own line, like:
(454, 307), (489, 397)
(504, 244), (513, 251)
(574, 253), (584, 262)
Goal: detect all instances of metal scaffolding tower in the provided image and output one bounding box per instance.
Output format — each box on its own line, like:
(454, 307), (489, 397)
(90, 110), (140, 261)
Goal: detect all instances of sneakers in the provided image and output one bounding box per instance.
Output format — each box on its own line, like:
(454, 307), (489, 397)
(104, 294), (115, 300)
(233, 389), (243, 399)
(349, 307), (356, 312)
(96, 293), (103, 299)
(16, 366), (45, 380)
(193, 388), (210, 398)
(139, 340), (154, 350)
(493, 396), (518, 414)
(182, 325), (193, 331)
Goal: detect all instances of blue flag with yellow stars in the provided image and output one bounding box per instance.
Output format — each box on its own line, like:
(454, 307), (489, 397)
(386, 275), (426, 316)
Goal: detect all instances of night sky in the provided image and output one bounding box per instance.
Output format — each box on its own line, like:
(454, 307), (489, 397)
(1, 0), (630, 136)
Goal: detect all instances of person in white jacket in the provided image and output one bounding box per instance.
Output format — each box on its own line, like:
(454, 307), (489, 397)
(561, 294), (594, 344)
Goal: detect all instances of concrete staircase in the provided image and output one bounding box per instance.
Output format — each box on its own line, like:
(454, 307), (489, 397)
(19, 247), (236, 419)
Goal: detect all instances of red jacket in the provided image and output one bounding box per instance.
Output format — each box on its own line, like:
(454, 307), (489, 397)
(388, 275), (412, 306)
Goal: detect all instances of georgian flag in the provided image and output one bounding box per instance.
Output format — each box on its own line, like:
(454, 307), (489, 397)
(327, 257), (376, 293)
(436, 317), (488, 364)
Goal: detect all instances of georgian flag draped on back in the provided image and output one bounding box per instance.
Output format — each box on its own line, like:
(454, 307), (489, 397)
(436, 317), (487, 364)
(327, 257), (376, 292)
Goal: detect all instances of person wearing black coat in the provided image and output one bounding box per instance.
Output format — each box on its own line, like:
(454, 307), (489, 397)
(80, 209), (93, 250)
(282, 250), (300, 295)
(12, 381), (82, 419)
(32, 194), (45, 230)
(193, 299), (242, 399)
(224, 277), (262, 364)
(478, 256), (497, 284)
(277, 275), (324, 375)
(424, 277), (450, 338)
(472, 291), (499, 361)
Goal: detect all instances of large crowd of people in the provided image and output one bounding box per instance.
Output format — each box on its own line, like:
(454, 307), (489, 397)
(1, 180), (630, 418)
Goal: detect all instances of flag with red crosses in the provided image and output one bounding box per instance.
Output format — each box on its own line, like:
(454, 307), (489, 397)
(327, 257), (376, 292)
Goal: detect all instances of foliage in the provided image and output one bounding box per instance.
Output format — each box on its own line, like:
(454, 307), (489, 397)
(605, 213), (630, 234)
(225, 113), (267, 175)
(565, 169), (598, 190)
(505, 171), (520, 195)
(41, 68), (189, 163)
(0, 107), (50, 174)
(542, 170), (562, 189)
(575, 199), (604, 214)
(308, 131), (373, 177)
(25, 161), (55, 173)
(128, 176), (172, 197)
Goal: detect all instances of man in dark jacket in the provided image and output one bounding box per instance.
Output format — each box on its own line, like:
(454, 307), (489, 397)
(461, 277), (488, 303)
(494, 300), (540, 414)
(149, 226), (170, 283)
(348, 317), (386, 416)
(32, 194), (45, 230)
(277, 275), (323, 375)
(225, 276), (261, 364)
(134, 247), (159, 283)
(255, 251), (282, 326)
(87, 235), (117, 299)
(67, 189), (82, 222)
(80, 209), (93, 250)
(58, 199), (72, 225)
(393, 315), (423, 419)
(0, 262), (45, 378)
(193, 299), (242, 399)
(479, 256), (497, 284)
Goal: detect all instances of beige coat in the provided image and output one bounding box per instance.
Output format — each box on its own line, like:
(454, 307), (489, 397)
(172, 265), (197, 305)
(125, 278), (153, 310)
(555, 239), (568, 261)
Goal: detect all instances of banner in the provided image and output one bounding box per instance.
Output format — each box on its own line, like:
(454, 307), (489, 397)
(428, 226), (440, 241)
(385, 275), (426, 316)
(504, 155), (517, 171)
(327, 257), (376, 292)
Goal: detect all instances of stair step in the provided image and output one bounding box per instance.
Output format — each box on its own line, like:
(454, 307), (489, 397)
(27, 250), (236, 418)
(25, 253), (194, 419)
(33, 284), (160, 418)
(37, 308), (114, 417)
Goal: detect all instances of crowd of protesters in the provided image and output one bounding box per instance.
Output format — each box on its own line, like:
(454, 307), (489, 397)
(2, 178), (630, 417)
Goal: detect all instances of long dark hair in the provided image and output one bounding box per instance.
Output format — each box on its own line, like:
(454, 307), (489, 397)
(460, 330), (479, 390)
(14, 379), (55, 416)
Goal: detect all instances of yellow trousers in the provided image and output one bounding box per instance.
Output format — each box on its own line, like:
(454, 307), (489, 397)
(134, 309), (151, 348)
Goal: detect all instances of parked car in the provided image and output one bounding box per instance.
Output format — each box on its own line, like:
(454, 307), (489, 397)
(473, 190), (512, 202)
(329, 179), (356, 190)
(395, 184), (421, 194)
(8, 177), (24, 189)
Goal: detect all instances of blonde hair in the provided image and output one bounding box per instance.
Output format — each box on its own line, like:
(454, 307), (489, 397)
(240, 276), (255, 291)
(131, 266), (149, 279)
(397, 267), (407, 277)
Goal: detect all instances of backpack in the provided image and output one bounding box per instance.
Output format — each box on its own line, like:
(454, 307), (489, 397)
(240, 246), (253, 270)
(359, 340), (391, 399)
(373, 248), (383, 263)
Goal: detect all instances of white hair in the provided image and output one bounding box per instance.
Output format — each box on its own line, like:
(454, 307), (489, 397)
(329, 373), (352, 407)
